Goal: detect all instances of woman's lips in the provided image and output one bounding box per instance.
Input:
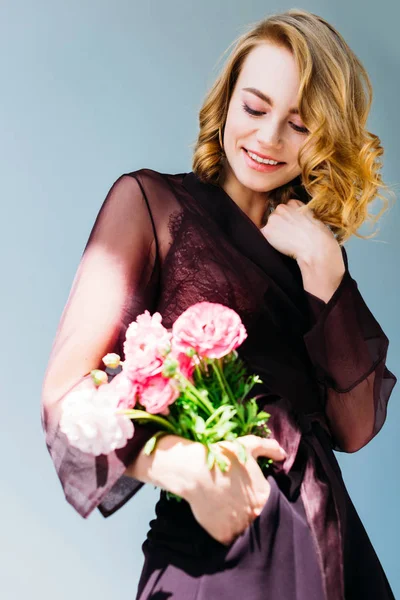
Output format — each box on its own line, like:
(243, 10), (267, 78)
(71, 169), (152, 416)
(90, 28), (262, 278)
(242, 148), (286, 172)
(244, 148), (285, 163)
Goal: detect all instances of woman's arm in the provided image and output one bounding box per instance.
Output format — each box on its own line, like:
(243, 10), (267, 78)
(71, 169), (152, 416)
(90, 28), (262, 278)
(297, 242), (346, 304)
(299, 246), (397, 452)
(41, 173), (162, 518)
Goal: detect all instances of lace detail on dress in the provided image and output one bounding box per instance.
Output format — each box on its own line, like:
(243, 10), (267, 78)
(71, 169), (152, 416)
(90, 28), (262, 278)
(159, 212), (268, 330)
(167, 207), (185, 240)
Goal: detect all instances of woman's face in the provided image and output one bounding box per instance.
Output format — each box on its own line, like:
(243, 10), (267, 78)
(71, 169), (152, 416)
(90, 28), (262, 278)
(221, 42), (309, 198)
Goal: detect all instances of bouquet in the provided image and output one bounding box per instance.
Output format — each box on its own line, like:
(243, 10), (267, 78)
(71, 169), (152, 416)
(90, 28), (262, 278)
(60, 302), (273, 499)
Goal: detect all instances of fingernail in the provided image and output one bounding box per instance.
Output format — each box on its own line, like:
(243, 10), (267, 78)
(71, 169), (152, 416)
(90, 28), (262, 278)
(279, 448), (288, 459)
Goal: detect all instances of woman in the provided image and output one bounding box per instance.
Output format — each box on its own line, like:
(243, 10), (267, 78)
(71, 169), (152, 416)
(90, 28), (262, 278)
(41, 9), (397, 600)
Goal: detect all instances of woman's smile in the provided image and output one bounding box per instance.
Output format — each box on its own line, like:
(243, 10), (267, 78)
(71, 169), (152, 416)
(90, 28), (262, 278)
(242, 148), (287, 172)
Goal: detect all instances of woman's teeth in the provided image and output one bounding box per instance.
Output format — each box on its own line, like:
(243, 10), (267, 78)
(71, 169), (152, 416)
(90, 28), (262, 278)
(246, 150), (280, 165)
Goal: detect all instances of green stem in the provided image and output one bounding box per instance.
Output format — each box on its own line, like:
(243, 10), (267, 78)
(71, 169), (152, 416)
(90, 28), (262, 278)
(204, 405), (232, 427)
(117, 408), (177, 434)
(219, 359), (238, 405)
(175, 372), (214, 414)
(194, 363), (204, 383)
(211, 359), (236, 405)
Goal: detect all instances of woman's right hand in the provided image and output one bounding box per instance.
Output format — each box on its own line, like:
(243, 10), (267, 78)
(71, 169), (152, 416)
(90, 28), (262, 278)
(126, 432), (287, 546)
(184, 435), (287, 546)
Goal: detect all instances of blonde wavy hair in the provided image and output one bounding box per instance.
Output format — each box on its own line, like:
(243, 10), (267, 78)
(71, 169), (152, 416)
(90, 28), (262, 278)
(191, 8), (396, 244)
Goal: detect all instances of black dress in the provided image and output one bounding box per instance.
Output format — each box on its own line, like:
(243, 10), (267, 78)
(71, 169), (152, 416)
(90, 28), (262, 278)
(41, 168), (397, 599)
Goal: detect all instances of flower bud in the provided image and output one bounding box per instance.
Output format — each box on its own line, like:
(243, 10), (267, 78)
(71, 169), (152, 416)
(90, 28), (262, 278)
(162, 356), (179, 377)
(91, 369), (108, 386)
(102, 353), (121, 369)
(159, 342), (172, 358)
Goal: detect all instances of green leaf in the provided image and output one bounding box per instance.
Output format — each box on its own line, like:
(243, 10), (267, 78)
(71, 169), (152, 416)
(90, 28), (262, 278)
(256, 411), (271, 420)
(165, 491), (183, 502)
(245, 399), (257, 422)
(143, 436), (157, 455)
(210, 421), (237, 439)
(235, 403), (245, 422)
(204, 405), (230, 427)
(194, 416), (206, 434)
(143, 431), (169, 456)
(215, 453), (229, 472)
(143, 431), (169, 455)
(206, 449), (216, 470)
(233, 440), (248, 464)
(179, 414), (194, 429)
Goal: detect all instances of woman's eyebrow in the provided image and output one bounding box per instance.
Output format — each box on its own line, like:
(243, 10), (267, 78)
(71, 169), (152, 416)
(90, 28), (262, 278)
(242, 87), (299, 115)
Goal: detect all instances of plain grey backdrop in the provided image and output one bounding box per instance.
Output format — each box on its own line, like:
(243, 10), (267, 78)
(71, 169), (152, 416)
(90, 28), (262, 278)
(1, 1), (399, 598)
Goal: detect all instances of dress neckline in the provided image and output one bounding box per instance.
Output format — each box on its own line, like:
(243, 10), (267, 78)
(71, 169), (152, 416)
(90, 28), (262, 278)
(210, 177), (268, 232)
(181, 170), (310, 335)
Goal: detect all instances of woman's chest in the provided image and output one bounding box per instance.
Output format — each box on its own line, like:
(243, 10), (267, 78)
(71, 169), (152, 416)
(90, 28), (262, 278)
(154, 210), (321, 412)
(156, 212), (269, 330)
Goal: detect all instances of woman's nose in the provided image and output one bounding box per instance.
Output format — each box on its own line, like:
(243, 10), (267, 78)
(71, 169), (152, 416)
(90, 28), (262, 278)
(256, 118), (283, 148)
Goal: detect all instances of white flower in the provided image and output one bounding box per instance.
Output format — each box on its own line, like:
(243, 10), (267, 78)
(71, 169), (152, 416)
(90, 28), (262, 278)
(60, 384), (134, 456)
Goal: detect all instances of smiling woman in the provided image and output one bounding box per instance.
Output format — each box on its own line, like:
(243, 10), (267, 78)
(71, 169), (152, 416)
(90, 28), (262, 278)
(212, 42), (311, 227)
(193, 12), (395, 241)
(41, 7), (397, 600)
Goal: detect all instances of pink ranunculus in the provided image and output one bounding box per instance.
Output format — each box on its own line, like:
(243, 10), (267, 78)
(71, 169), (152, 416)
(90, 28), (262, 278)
(108, 371), (140, 409)
(170, 349), (196, 380)
(171, 302), (247, 359)
(60, 383), (134, 456)
(139, 374), (180, 414)
(123, 310), (172, 382)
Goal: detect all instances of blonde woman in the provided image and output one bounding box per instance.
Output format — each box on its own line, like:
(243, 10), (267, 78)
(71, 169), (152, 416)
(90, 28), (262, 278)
(41, 9), (397, 600)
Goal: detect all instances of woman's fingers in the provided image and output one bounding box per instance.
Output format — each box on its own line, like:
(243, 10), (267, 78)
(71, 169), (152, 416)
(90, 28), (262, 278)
(238, 435), (287, 461)
(215, 435), (287, 463)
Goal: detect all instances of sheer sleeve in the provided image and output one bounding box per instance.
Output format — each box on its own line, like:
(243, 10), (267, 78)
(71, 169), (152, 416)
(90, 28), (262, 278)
(303, 246), (397, 453)
(40, 173), (161, 519)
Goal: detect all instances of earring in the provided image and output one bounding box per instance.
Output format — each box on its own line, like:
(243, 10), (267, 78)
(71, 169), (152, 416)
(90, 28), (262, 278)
(218, 126), (224, 152)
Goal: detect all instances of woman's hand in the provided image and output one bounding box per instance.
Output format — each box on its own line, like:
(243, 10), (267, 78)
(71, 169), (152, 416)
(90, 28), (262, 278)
(261, 199), (337, 264)
(126, 433), (287, 546)
(184, 435), (287, 546)
(261, 199), (346, 302)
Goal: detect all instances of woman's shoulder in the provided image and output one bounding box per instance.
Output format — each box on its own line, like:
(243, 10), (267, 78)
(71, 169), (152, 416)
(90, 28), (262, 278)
(117, 168), (191, 226)
(122, 167), (188, 189)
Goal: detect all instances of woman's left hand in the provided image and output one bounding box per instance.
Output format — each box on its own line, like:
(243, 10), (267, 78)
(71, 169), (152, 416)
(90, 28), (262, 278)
(260, 199), (337, 264)
(260, 199), (346, 302)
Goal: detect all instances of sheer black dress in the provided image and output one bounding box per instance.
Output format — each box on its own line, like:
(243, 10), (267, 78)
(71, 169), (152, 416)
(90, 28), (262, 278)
(41, 168), (397, 599)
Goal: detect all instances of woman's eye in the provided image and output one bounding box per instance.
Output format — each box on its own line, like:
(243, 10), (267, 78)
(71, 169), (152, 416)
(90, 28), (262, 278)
(290, 123), (309, 134)
(241, 102), (264, 117)
(241, 101), (309, 134)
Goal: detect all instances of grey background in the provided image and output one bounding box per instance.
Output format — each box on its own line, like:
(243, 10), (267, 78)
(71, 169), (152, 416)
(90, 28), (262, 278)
(1, 1), (398, 598)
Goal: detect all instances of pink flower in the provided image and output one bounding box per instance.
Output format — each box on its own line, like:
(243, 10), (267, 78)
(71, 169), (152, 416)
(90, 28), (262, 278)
(60, 383), (134, 456)
(171, 302), (247, 359)
(123, 310), (171, 382)
(139, 374), (180, 414)
(108, 371), (140, 409)
(170, 349), (196, 380)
